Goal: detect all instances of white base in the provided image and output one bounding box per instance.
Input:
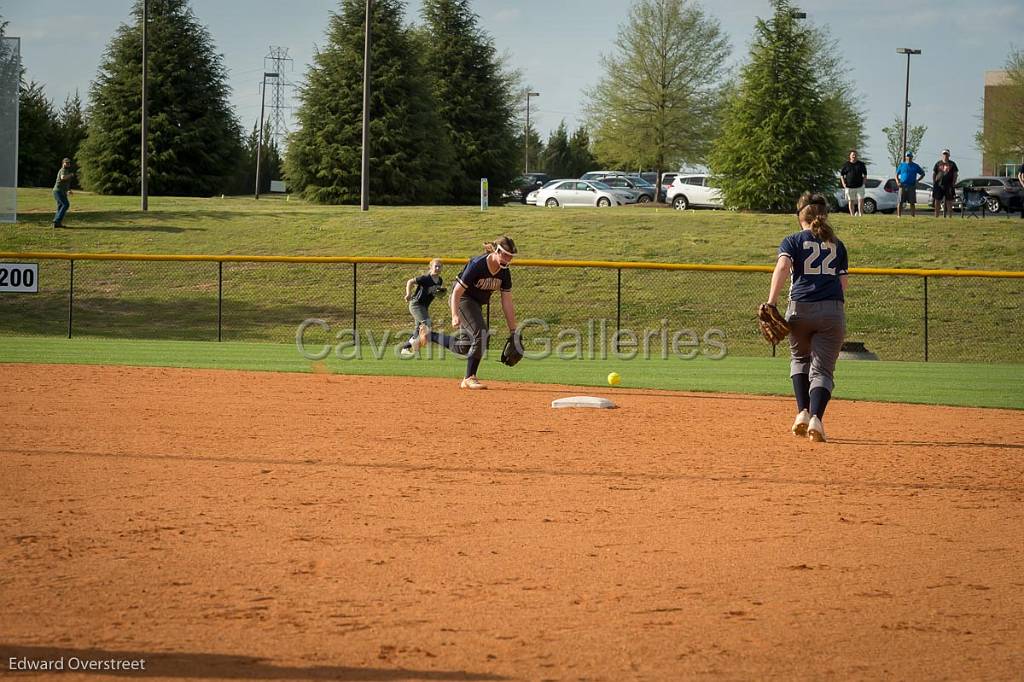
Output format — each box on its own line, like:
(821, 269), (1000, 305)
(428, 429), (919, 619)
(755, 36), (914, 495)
(551, 396), (616, 409)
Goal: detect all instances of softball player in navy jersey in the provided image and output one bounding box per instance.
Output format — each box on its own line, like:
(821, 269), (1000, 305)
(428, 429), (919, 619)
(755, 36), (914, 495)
(767, 192), (848, 442)
(410, 236), (518, 390)
(399, 258), (445, 357)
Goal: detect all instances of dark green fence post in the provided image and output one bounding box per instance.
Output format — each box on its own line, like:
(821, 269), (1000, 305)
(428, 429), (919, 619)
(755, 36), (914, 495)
(67, 259), (74, 339)
(352, 262), (357, 336)
(923, 275), (929, 362)
(217, 261), (223, 342)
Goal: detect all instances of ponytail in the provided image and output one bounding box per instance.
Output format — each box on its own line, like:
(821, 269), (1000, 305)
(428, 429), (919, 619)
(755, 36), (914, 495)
(796, 192), (835, 244)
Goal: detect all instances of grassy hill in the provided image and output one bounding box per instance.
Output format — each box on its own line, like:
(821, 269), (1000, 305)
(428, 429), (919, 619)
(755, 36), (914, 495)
(2, 189), (1022, 363)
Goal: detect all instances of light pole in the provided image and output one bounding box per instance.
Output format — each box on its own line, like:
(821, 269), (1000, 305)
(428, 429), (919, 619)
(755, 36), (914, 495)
(896, 48), (921, 158)
(254, 71), (279, 200)
(141, 0), (148, 211)
(360, 0), (372, 212)
(524, 91), (539, 174)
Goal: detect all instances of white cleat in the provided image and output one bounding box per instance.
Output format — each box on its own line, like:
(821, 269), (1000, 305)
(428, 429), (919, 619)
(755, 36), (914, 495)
(399, 347), (415, 358)
(460, 376), (486, 390)
(807, 415), (826, 443)
(792, 409), (811, 437)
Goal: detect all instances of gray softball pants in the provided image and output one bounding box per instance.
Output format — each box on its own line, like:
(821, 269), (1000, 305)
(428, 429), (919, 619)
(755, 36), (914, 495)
(786, 300), (846, 393)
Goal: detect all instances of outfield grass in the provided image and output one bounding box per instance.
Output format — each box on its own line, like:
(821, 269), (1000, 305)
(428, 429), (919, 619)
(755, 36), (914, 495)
(2, 188), (1022, 363)
(1, 336), (1021, 409)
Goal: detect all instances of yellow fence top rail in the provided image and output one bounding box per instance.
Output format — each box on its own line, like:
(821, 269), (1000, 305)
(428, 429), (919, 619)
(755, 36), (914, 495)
(1, 251), (1022, 279)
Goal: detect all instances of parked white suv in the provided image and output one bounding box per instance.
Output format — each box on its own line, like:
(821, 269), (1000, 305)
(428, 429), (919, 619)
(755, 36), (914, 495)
(666, 174), (723, 210)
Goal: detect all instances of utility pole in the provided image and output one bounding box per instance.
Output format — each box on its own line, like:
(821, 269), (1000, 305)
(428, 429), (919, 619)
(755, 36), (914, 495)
(525, 91), (539, 174)
(141, 0), (148, 211)
(896, 48), (921, 157)
(254, 72), (278, 200)
(360, 0), (372, 211)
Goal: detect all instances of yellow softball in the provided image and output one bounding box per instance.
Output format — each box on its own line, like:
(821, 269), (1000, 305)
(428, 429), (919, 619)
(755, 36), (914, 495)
(607, 371), (621, 386)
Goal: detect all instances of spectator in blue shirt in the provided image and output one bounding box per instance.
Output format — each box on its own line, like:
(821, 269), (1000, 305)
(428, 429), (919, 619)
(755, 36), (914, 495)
(895, 151), (925, 218)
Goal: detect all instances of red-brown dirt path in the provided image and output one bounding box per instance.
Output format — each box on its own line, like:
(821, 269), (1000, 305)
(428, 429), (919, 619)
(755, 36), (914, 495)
(2, 364), (1023, 681)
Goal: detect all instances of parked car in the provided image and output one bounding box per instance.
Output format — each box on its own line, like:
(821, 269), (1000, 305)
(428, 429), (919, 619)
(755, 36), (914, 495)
(579, 170), (624, 182)
(833, 176), (899, 214)
(524, 179), (559, 205)
(952, 176), (1023, 214)
(666, 174), (723, 210)
(504, 172), (552, 204)
(530, 179), (634, 207)
(592, 174), (656, 203)
(659, 173), (678, 202)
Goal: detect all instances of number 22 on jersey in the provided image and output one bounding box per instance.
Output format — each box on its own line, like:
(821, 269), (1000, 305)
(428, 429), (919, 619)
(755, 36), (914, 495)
(802, 241), (837, 275)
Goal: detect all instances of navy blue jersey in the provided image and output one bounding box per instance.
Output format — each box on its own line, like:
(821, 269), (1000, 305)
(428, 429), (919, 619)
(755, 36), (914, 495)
(456, 254), (512, 304)
(411, 274), (444, 306)
(778, 230), (848, 302)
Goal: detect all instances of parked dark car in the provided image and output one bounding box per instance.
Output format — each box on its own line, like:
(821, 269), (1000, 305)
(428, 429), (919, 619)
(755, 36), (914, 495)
(952, 176), (1023, 214)
(505, 173), (552, 204)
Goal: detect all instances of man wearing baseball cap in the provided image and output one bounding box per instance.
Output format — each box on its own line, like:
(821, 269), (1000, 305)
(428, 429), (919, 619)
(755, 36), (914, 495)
(895, 151), (925, 218)
(932, 149), (959, 218)
(52, 157), (75, 228)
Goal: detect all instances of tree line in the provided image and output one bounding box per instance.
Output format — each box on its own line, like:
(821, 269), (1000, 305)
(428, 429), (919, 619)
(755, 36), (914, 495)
(6, 0), (1023, 210)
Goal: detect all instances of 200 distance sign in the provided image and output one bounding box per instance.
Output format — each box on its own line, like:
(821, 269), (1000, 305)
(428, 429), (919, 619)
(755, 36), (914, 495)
(0, 263), (39, 293)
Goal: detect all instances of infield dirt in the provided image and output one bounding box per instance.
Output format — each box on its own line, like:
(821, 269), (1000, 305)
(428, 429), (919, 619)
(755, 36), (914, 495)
(2, 364), (1022, 680)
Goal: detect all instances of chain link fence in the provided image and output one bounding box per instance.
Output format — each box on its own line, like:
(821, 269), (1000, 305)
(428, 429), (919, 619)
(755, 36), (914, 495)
(1, 255), (1021, 363)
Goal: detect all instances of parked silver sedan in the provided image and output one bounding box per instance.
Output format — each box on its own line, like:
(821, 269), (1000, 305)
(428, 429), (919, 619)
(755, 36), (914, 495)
(529, 180), (634, 207)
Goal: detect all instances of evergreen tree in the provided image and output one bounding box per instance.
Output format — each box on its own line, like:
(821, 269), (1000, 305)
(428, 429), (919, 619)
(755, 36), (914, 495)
(511, 117), (545, 174)
(57, 91), (88, 175)
(585, 0), (729, 181)
(542, 121), (572, 178)
(17, 80), (61, 187)
(882, 115), (927, 167)
(567, 126), (596, 178)
(420, 0), (519, 203)
(809, 27), (867, 167)
(78, 0), (242, 196)
(232, 122), (283, 195)
(286, 0), (449, 205)
(708, 0), (837, 211)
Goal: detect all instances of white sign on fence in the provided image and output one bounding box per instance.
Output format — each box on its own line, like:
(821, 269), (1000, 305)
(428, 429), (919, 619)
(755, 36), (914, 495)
(480, 177), (488, 211)
(0, 263), (38, 293)
(269, 180), (286, 193)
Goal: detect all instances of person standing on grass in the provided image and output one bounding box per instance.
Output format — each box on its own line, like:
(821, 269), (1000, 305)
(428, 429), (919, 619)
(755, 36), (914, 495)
(895, 151), (925, 218)
(52, 157), (74, 228)
(1018, 165), (1024, 218)
(932, 149), (959, 218)
(839, 150), (868, 217)
(409, 236), (519, 390)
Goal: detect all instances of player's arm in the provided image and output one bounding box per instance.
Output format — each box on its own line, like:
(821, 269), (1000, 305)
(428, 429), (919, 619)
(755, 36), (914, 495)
(767, 255), (792, 307)
(500, 290), (517, 332)
(840, 274), (848, 293)
(450, 281), (466, 326)
(404, 277), (416, 300)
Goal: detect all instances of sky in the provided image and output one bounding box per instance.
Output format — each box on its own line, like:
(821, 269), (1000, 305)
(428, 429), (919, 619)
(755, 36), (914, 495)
(4, 0), (1023, 175)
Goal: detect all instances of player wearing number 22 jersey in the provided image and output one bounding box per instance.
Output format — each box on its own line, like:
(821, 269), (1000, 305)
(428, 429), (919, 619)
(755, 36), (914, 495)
(767, 192), (849, 443)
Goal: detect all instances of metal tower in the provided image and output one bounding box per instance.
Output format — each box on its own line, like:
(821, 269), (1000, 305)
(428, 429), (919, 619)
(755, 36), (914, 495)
(263, 46), (293, 150)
